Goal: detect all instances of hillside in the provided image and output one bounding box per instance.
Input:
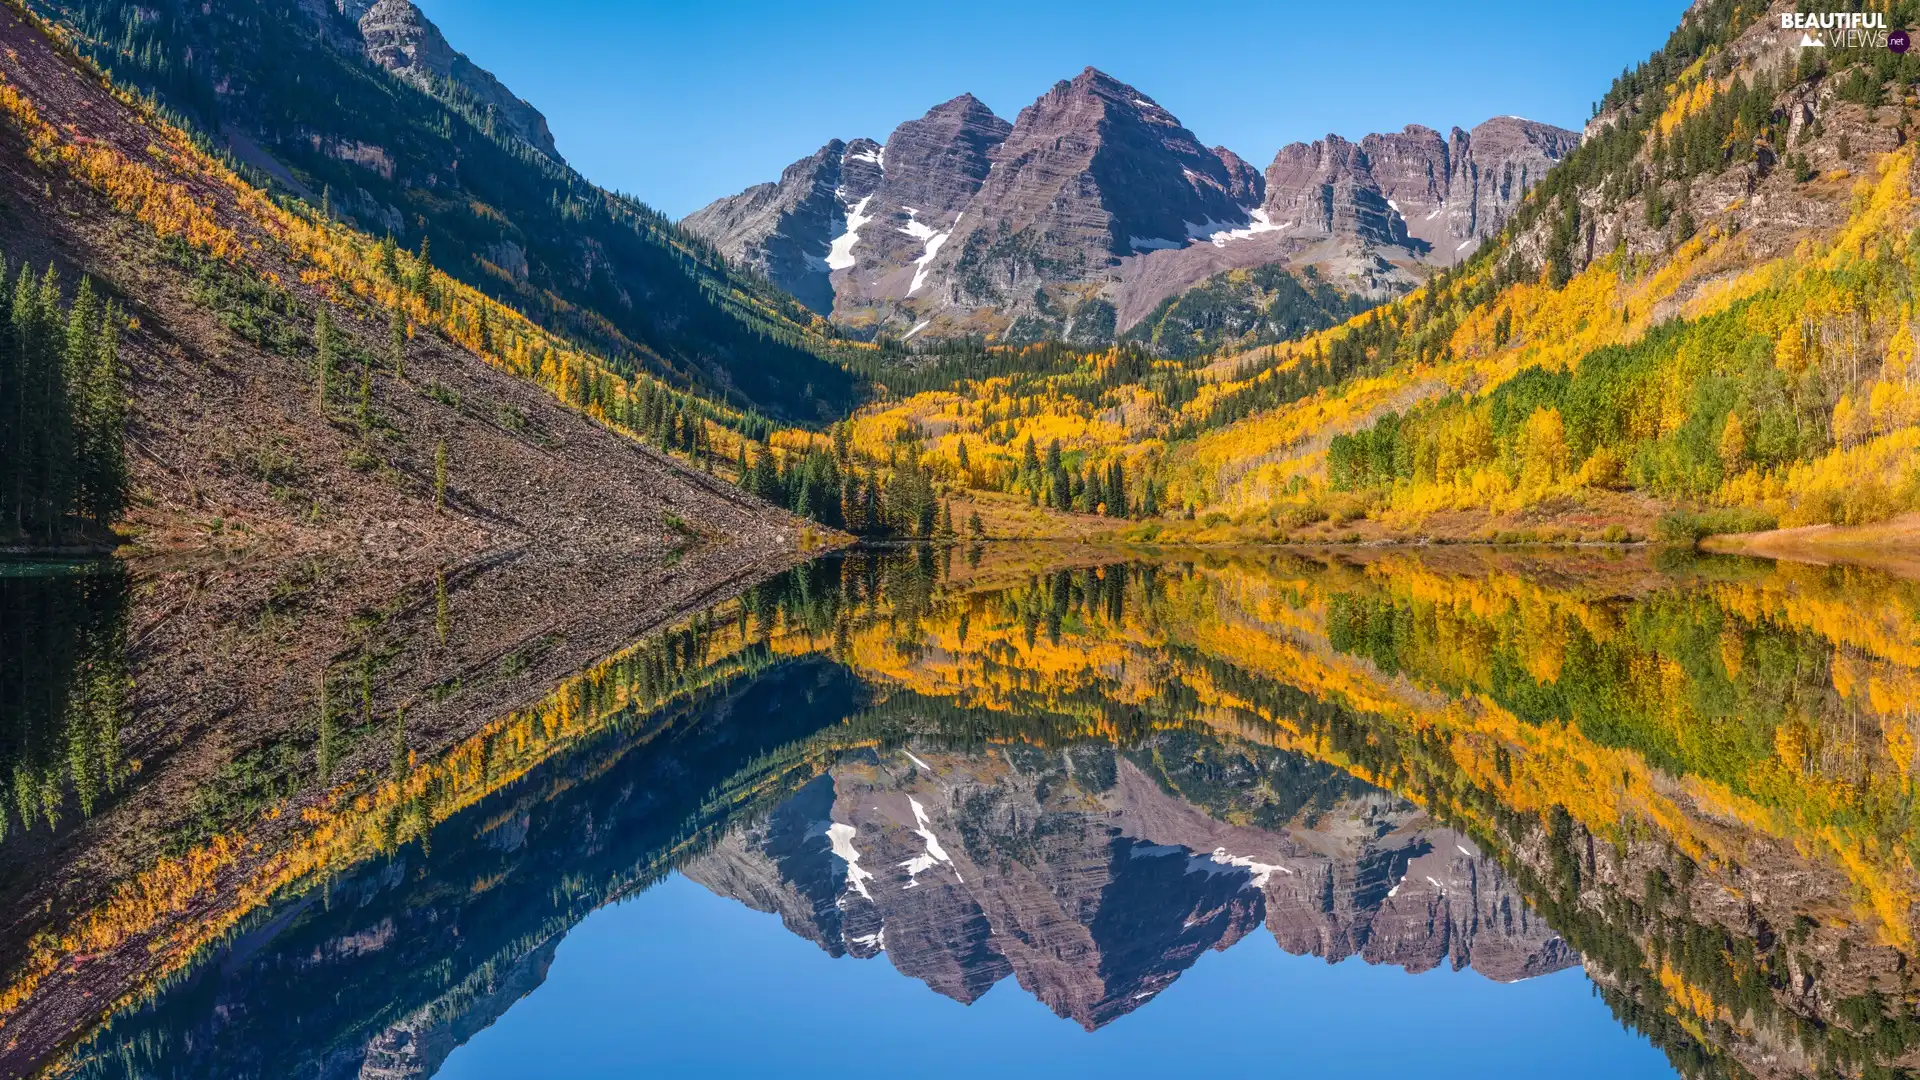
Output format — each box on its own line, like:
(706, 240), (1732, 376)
(30, 0), (859, 421)
(0, 0), (829, 562)
(0, 1), (843, 1068)
(781, 0), (1920, 545)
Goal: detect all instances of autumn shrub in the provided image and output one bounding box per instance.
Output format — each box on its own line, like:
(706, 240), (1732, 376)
(1655, 506), (1776, 544)
(1272, 503), (1329, 530)
(1319, 490), (1374, 526)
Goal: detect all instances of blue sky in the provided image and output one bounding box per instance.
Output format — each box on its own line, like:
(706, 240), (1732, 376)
(414, 0), (1692, 220)
(438, 873), (1676, 1079)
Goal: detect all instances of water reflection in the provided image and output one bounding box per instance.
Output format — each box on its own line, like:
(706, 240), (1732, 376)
(0, 561), (129, 841)
(11, 546), (1920, 1080)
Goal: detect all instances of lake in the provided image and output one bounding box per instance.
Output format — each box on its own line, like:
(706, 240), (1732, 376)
(7, 544), (1920, 1079)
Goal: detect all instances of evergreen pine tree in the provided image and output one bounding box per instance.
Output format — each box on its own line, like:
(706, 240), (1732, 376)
(314, 303), (335, 407)
(388, 303), (406, 381)
(379, 233), (400, 280)
(28, 265), (71, 541)
(412, 237), (434, 299)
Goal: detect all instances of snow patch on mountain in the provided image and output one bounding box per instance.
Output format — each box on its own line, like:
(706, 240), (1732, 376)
(825, 194), (874, 271)
(900, 797), (963, 887)
(1188, 847), (1290, 888)
(909, 213), (959, 295)
(1196, 208), (1284, 247)
(826, 821), (875, 901)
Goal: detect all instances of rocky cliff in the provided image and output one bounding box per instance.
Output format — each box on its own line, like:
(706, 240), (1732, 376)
(683, 70), (1576, 348)
(1265, 117), (1580, 261)
(343, 0), (560, 160)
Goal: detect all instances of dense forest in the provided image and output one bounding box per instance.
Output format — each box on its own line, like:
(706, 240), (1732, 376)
(0, 260), (126, 548)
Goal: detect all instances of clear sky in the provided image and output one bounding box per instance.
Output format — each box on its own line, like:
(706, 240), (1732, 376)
(415, 0), (1693, 220)
(438, 872), (1677, 1079)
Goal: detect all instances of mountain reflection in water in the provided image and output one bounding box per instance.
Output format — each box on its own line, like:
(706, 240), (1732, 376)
(13, 545), (1920, 1080)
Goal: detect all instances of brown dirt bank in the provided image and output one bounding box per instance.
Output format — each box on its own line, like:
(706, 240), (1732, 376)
(1700, 513), (1920, 580)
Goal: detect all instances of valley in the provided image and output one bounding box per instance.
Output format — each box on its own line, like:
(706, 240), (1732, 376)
(1, 0), (1919, 1077)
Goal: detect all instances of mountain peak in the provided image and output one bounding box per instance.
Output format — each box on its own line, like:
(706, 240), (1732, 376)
(1064, 66), (1154, 107)
(932, 91), (991, 113)
(353, 0), (560, 159)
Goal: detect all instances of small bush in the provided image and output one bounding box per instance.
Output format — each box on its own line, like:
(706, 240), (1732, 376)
(1655, 506), (1777, 544)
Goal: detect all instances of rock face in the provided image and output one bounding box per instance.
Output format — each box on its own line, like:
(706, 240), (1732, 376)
(1263, 134), (1408, 247)
(356, 939), (559, 1080)
(1266, 117), (1580, 262)
(344, 0), (560, 161)
(1441, 116), (1583, 251)
(683, 739), (1576, 1027)
(826, 95), (1012, 317)
(684, 95), (1010, 320)
(682, 71), (1576, 345)
(679, 138), (883, 312)
(936, 69), (1258, 305)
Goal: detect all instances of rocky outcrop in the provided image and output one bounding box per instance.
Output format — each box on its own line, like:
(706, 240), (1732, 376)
(345, 0), (561, 161)
(1440, 116), (1582, 253)
(823, 95), (1012, 316)
(357, 939), (559, 1080)
(682, 94), (1010, 317)
(1263, 116), (1578, 261)
(933, 69), (1259, 307)
(1263, 134), (1408, 247)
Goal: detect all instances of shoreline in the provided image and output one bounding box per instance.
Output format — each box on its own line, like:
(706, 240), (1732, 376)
(1699, 513), (1920, 580)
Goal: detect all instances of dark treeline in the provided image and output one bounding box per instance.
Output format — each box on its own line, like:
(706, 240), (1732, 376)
(0, 562), (130, 842)
(1008, 434), (1157, 519)
(737, 428), (954, 539)
(839, 337), (1085, 399)
(0, 261), (128, 547)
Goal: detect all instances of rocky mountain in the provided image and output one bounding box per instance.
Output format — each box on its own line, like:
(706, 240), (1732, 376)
(681, 137), (884, 313)
(683, 68), (1577, 350)
(343, 0), (560, 160)
(684, 737), (1574, 1027)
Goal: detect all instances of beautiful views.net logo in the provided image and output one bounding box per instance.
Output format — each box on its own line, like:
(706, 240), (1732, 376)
(1782, 10), (1896, 49)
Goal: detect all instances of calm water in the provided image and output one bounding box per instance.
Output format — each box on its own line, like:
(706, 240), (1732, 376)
(10, 546), (1920, 1079)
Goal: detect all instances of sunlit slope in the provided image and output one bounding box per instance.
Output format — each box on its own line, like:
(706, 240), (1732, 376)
(803, 0), (1920, 543)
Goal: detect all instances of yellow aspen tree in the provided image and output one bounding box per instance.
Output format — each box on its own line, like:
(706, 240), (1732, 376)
(1718, 412), (1748, 474)
(1520, 407), (1570, 490)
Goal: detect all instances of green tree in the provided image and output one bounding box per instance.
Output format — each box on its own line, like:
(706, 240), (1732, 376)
(388, 303), (406, 381)
(379, 233), (400, 280)
(315, 303), (335, 407)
